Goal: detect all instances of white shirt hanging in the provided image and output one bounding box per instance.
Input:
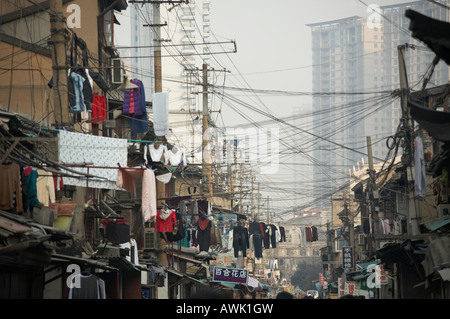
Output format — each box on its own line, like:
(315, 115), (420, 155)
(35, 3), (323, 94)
(156, 172), (172, 184)
(165, 146), (185, 166)
(149, 144), (165, 162)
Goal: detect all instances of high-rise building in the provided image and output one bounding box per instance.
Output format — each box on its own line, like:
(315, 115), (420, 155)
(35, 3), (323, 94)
(129, 1), (212, 162)
(130, 4), (154, 100)
(307, 1), (449, 206)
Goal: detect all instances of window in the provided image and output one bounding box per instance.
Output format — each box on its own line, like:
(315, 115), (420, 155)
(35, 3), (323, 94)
(102, 10), (114, 47)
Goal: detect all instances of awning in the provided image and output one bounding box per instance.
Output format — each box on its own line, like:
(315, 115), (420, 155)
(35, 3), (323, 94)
(51, 253), (118, 271)
(406, 9), (450, 65)
(166, 267), (209, 286)
(350, 260), (382, 281)
(409, 101), (450, 142)
(376, 239), (428, 270)
(420, 215), (450, 233)
(421, 237), (450, 278)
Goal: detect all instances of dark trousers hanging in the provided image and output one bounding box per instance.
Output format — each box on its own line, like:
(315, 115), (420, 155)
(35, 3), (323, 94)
(253, 233), (263, 259)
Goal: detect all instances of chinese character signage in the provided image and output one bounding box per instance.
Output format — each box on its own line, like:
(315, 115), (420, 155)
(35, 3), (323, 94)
(212, 267), (249, 284)
(342, 246), (354, 269)
(319, 273), (325, 285)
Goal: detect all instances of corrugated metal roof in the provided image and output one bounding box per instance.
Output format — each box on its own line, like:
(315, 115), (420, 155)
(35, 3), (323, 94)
(422, 236), (450, 278)
(420, 215), (450, 233)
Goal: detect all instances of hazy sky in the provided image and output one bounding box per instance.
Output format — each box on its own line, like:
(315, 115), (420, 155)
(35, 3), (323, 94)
(207, 0), (415, 123)
(114, 0), (420, 216)
(115, 0), (415, 122)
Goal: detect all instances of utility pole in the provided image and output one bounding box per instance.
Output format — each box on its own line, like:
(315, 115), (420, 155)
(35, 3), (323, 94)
(251, 173), (255, 220)
(239, 164), (243, 214)
(257, 183), (260, 222)
(346, 193), (355, 264)
(398, 45), (420, 236)
(49, 0), (69, 129)
(267, 196), (270, 224)
(153, 1), (162, 93)
(366, 136), (378, 251)
(202, 63), (213, 201)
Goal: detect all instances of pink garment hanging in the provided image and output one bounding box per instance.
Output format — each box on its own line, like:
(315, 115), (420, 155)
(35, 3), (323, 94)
(116, 167), (157, 221)
(142, 169), (157, 221)
(116, 167), (144, 193)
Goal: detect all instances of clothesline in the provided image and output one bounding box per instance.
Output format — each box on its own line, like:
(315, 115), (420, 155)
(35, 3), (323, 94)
(42, 127), (163, 144)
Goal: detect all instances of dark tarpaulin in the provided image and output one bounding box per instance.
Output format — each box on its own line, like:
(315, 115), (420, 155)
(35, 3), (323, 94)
(405, 9), (450, 65)
(409, 101), (450, 142)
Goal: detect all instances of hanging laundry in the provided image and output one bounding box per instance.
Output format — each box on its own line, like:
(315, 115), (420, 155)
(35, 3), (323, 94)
(69, 72), (85, 113)
(253, 233), (263, 259)
(52, 173), (64, 193)
(68, 272), (104, 299)
(36, 169), (55, 208)
(289, 227), (302, 246)
(311, 226), (318, 241)
(155, 206), (176, 233)
(249, 221), (262, 236)
(380, 218), (391, 234)
(209, 219), (222, 248)
(300, 227), (307, 247)
(130, 79), (148, 135)
(269, 224), (278, 248)
(196, 215), (212, 252)
(164, 146), (185, 166)
(0, 162), (24, 213)
(191, 200), (199, 225)
(197, 200), (211, 216)
(279, 226), (286, 242)
(116, 167), (157, 221)
(363, 219), (371, 235)
(79, 69), (93, 112)
(156, 172), (172, 184)
(26, 168), (40, 211)
(147, 266), (166, 287)
(414, 135), (426, 198)
(89, 70), (110, 92)
(152, 92), (169, 136)
(305, 226), (313, 242)
(92, 93), (107, 124)
(58, 130), (128, 190)
(393, 217), (402, 235)
(122, 79), (136, 115)
(103, 219), (130, 245)
(260, 222), (270, 249)
(142, 168), (157, 221)
(232, 224), (249, 258)
(166, 210), (186, 242)
(19, 164), (29, 213)
(144, 143), (165, 164)
(49, 69), (91, 114)
(116, 167), (142, 193)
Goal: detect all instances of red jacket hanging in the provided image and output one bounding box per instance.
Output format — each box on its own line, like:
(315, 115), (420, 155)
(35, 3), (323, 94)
(155, 208), (176, 233)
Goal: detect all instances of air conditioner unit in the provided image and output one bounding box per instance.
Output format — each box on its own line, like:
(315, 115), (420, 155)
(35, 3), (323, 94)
(437, 204), (450, 218)
(111, 58), (124, 84)
(144, 228), (158, 251)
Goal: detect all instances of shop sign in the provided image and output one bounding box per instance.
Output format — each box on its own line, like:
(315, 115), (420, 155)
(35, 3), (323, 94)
(212, 266), (248, 284)
(342, 246), (354, 269)
(319, 273), (325, 285)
